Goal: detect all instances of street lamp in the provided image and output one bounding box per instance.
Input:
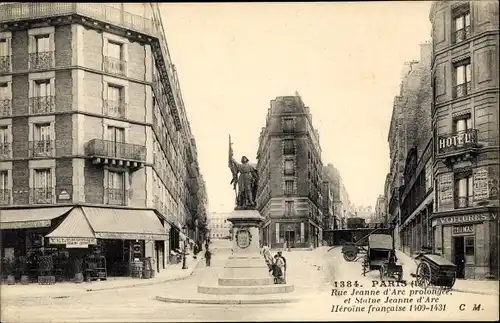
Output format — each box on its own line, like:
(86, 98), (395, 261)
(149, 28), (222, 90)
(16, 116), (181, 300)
(182, 225), (188, 270)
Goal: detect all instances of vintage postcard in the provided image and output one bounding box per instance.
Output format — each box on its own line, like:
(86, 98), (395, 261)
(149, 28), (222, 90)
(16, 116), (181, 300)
(0, 1), (498, 322)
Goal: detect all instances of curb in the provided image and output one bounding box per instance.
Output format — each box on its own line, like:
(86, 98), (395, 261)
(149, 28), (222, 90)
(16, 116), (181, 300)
(154, 295), (301, 305)
(452, 288), (499, 296)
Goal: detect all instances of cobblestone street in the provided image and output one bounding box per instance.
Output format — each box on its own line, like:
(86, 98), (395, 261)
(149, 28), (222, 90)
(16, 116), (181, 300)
(2, 245), (498, 322)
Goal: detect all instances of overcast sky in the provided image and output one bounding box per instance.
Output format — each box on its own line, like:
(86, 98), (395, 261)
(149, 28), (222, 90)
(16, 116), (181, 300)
(160, 2), (432, 213)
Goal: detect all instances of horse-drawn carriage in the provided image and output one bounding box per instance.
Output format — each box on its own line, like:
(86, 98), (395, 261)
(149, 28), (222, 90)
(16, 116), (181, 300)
(360, 234), (403, 281)
(411, 252), (456, 289)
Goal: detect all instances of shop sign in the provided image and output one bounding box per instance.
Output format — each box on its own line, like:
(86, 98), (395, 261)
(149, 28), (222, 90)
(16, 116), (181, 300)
(96, 232), (168, 241)
(49, 237), (97, 245)
(439, 213), (497, 225)
(0, 220), (51, 230)
(452, 225), (474, 235)
(473, 168), (489, 201)
(438, 174), (453, 205)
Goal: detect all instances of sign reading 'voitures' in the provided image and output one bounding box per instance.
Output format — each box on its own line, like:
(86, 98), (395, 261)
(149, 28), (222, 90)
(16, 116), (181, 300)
(439, 213), (497, 225)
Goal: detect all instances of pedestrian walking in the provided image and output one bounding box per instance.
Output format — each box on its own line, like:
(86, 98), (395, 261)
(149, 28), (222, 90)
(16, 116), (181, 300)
(277, 251), (287, 284)
(204, 248), (212, 267)
(261, 245), (273, 268)
(273, 254), (285, 284)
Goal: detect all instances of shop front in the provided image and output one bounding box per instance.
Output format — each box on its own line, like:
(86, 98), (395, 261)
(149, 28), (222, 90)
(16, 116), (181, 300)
(432, 210), (498, 280)
(44, 206), (169, 281)
(0, 206), (72, 282)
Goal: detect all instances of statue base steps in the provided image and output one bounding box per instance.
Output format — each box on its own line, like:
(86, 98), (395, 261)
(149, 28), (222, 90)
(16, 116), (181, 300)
(197, 284), (294, 295)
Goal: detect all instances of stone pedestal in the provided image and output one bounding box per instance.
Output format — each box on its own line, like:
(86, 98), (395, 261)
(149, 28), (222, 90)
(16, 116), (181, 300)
(198, 209), (294, 295)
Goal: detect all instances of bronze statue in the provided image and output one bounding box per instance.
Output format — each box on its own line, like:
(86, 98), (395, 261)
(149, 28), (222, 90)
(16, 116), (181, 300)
(228, 135), (259, 210)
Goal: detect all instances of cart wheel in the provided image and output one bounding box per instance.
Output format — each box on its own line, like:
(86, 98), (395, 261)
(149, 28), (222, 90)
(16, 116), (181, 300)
(343, 251), (357, 262)
(395, 271), (403, 282)
(362, 256), (368, 276)
(447, 272), (456, 289)
(416, 262), (431, 289)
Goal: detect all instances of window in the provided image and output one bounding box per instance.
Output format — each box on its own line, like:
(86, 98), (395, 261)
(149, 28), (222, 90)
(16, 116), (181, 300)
(0, 39), (8, 56)
(35, 35), (50, 53)
(284, 180), (294, 195)
(0, 126), (9, 157)
(453, 5), (471, 43)
(107, 126), (125, 157)
(106, 84), (125, 116)
(283, 118), (294, 132)
(32, 168), (52, 204)
(0, 82), (10, 116)
(454, 172), (473, 208)
(32, 123), (52, 156)
(283, 139), (295, 155)
(105, 41), (125, 75)
(284, 160), (294, 176)
(107, 170), (126, 205)
(31, 79), (54, 114)
(453, 115), (472, 132)
(0, 170), (8, 204)
(465, 236), (474, 256)
(285, 201), (294, 216)
(454, 59), (471, 98)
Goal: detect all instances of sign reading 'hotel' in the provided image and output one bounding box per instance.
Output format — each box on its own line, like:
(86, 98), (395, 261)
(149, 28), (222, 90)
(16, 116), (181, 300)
(438, 129), (477, 154)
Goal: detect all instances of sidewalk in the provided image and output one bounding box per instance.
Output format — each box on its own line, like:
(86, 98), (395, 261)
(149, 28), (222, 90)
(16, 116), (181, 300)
(396, 250), (499, 296)
(1, 255), (202, 300)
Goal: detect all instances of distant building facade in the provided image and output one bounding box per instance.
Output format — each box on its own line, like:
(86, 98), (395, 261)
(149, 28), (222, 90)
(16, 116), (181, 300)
(323, 163), (352, 230)
(430, 0), (499, 279)
(374, 195), (387, 225)
(256, 93), (323, 249)
(207, 213), (232, 239)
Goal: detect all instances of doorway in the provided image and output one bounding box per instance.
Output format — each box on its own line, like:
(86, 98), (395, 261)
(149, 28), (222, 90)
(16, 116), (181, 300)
(453, 237), (465, 279)
(285, 231), (295, 248)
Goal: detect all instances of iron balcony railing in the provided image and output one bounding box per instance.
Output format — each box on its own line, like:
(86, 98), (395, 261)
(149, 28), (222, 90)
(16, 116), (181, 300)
(30, 188), (54, 204)
(455, 26), (471, 43)
(455, 196), (474, 209)
(454, 81), (472, 98)
(29, 51), (54, 70)
(437, 128), (478, 155)
(0, 188), (11, 205)
(0, 55), (10, 72)
(104, 100), (127, 118)
(86, 139), (146, 162)
(29, 140), (54, 157)
(105, 188), (128, 206)
(29, 96), (55, 114)
(0, 99), (11, 117)
(0, 142), (10, 159)
(104, 56), (127, 76)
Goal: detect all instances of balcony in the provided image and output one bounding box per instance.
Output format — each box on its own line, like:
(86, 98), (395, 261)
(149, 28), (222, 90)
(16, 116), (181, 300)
(455, 196), (474, 209)
(105, 188), (128, 206)
(29, 51), (54, 70)
(0, 55), (10, 73)
(104, 56), (127, 76)
(30, 188), (54, 204)
(85, 139), (146, 170)
(0, 99), (11, 117)
(0, 142), (10, 159)
(29, 140), (54, 158)
(437, 129), (479, 164)
(29, 96), (55, 114)
(0, 189), (11, 205)
(104, 100), (127, 118)
(454, 81), (471, 99)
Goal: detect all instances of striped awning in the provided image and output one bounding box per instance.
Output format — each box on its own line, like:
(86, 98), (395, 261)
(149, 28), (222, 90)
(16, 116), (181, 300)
(81, 207), (168, 241)
(0, 207), (72, 230)
(46, 207), (97, 246)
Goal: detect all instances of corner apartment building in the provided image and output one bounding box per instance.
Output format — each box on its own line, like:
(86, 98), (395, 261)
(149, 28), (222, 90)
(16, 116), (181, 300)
(397, 42), (434, 257)
(0, 3), (204, 278)
(430, 1), (499, 279)
(207, 212), (232, 239)
(256, 93), (323, 249)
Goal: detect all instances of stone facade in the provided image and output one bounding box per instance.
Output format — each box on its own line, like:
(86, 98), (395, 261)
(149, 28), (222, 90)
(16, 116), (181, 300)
(430, 0), (499, 280)
(256, 94), (323, 249)
(0, 3), (204, 271)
